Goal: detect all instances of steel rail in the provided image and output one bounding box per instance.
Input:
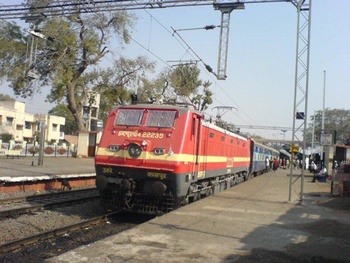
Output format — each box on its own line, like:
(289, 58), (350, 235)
(0, 188), (98, 205)
(0, 211), (121, 254)
(0, 194), (99, 219)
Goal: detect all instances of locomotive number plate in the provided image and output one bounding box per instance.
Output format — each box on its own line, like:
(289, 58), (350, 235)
(118, 130), (164, 139)
(141, 132), (164, 139)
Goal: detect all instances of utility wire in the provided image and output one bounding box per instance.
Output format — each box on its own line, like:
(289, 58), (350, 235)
(2, 5), (274, 138)
(129, 9), (272, 137)
(171, 27), (217, 78)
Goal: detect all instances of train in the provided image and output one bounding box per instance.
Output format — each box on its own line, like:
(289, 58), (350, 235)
(95, 102), (279, 215)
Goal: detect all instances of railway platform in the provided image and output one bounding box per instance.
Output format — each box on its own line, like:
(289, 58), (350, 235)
(0, 156), (95, 193)
(45, 169), (350, 263)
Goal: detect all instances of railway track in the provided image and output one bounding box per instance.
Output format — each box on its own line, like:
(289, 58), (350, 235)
(0, 188), (99, 218)
(0, 188), (152, 258)
(0, 211), (120, 254)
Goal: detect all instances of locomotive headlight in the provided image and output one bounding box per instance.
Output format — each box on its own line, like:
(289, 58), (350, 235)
(128, 143), (142, 158)
(109, 145), (120, 152)
(154, 148), (165, 155)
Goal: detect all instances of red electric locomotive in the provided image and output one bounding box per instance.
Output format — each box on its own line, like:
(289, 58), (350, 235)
(95, 102), (251, 215)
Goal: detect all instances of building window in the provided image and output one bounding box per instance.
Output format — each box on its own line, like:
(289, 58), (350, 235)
(6, 117), (13, 126)
(83, 106), (90, 117)
(91, 107), (98, 118)
(16, 125), (23, 131)
(52, 124), (58, 132)
(25, 121), (32, 129)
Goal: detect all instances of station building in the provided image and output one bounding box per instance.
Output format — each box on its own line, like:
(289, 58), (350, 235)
(0, 100), (65, 144)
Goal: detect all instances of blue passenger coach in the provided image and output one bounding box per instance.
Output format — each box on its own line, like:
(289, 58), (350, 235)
(250, 140), (279, 176)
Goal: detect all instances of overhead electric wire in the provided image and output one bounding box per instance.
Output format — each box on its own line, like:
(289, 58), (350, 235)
(171, 27), (217, 78)
(0, 0), (294, 20)
(104, 7), (276, 138)
(1, 2), (280, 139)
(167, 28), (273, 137)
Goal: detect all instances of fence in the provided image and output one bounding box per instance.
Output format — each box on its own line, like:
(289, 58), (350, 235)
(0, 143), (77, 157)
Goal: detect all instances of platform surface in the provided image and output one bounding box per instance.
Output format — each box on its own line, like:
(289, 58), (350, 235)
(0, 156), (95, 182)
(45, 169), (350, 263)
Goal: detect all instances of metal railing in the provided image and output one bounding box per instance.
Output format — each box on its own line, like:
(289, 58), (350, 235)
(0, 143), (77, 157)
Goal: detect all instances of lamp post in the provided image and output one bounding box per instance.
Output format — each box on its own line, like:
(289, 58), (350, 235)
(311, 110), (316, 161)
(38, 121), (46, 166)
(31, 131), (37, 166)
(321, 70), (326, 161)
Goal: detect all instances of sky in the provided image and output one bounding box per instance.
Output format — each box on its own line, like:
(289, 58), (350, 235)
(1, 0), (349, 140)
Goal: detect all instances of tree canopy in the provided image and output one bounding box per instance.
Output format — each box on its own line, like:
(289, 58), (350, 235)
(0, 93), (15, 101)
(1, 10), (213, 133)
(0, 132), (12, 142)
(0, 11), (140, 131)
(137, 64), (213, 112)
(170, 64), (213, 112)
(306, 108), (350, 145)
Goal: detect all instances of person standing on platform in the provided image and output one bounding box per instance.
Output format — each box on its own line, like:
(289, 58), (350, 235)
(266, 157), (270, 172)
(273, 158), (279, 171)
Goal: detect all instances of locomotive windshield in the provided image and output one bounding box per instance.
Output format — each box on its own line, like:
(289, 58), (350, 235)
(115, 109), (144, 126)
(146, 110), (176, 128)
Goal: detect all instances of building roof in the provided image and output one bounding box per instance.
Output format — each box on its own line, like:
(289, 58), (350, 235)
(63, 135), (78, 146)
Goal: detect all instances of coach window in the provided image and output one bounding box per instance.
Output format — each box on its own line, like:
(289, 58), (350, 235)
(146, 110), (177, 128)
(115, 109), (144, 126)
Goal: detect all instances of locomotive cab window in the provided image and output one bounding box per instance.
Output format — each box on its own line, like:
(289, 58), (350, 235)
(146, 110), (177, 128)
(115, 109), (144, 126)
